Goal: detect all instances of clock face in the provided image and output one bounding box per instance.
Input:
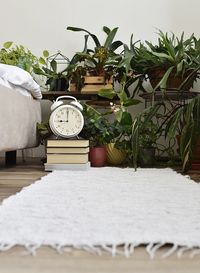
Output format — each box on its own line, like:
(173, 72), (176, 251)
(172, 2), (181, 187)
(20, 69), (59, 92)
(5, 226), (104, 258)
(49, 105), (84, 138)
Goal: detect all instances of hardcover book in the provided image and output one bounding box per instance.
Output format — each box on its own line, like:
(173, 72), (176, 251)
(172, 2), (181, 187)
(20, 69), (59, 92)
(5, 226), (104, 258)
(47, 139), (89, 148)
(47, 147), (89, 154)
(45, 162), (91, 171)
(47, 153), (88, 164)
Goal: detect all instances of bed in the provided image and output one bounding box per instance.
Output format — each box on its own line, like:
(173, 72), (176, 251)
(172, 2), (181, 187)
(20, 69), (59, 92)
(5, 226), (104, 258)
(0, 64), (42, 165)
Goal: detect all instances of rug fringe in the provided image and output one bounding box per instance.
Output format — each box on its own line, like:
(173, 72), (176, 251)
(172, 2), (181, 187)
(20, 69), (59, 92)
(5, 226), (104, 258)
(177, 246), (192, 258)
(146, 243), (165, 259)
(162, 244), (178, 258)
(190, 249), (200, 258)
(1, 242), (200, 258)
(0, 243), (15, 251)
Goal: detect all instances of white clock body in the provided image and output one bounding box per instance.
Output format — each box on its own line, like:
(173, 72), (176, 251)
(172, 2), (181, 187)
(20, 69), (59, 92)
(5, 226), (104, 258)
(49, 104), (84, 138)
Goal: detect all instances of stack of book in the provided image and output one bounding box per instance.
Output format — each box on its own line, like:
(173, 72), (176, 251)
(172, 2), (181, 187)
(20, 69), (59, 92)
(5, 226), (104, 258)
(44, 139), (90, 171)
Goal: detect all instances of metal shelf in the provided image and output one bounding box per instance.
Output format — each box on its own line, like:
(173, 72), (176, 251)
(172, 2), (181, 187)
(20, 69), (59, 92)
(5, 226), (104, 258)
(140, 90), (199, 102)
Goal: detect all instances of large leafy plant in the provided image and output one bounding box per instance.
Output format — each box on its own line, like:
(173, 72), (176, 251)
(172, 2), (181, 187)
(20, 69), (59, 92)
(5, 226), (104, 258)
(131, 30), (200, 90)
(66, 26), (123, 82)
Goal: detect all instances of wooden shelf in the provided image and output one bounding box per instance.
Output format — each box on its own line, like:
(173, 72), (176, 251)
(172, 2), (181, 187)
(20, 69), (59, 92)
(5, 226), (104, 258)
(41, 91), (119, 107)
(42, 91), (106, 101)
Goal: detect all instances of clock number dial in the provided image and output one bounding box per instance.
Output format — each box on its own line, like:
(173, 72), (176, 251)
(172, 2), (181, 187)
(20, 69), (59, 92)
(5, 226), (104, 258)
(50, 105), (84, 138)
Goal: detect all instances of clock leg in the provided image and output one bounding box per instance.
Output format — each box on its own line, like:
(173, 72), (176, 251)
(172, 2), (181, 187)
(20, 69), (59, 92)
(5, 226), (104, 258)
(5, 150), (17, 166)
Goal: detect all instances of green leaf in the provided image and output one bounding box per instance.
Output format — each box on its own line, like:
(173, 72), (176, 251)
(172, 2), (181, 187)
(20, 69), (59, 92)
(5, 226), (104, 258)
(166, 107), (184, 138)
(33, 66), (48, 76)
(177, 60), (183, 74)
(103, 26), (111, 35)
(178, 68), (199, 90)
(98, 89), (116, 99)
(131, 118), (140, 170)
(43, 50), (49, 58)
(123, 98), (141, 107)
(104, 27), (118, 49)
(110, 40), (123, 51)
(154, 66), (174, 90)
(157, 30), (176, 60)
(67, 26), (100, 47)
(151, 51), (174, 62)
(39, 57), (47, 66)
(117, 90), (128, 103)
(3, 41), (13, 49)
(50, 59), (57, 73)
(120, 112), (133, 126)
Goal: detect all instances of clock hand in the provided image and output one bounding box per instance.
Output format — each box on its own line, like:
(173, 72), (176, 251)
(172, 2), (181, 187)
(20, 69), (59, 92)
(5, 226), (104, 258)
(55, 120), (67, 122)
(66, 109), (69, 122)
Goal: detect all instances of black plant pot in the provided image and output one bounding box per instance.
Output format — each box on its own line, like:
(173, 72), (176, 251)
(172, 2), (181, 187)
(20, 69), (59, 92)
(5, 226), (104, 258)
(139, 147), (156, 167)
(51, 78), (69, 91)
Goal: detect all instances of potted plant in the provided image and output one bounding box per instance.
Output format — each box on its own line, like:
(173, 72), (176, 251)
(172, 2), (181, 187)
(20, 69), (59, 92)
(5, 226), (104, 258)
(80, 104), (113, 167)
(130, 30), (200, 91)
(163, 95), (200, 172)
(66, 26), (123, 92)
(105, 106), (133, 166)
(137, 114), (159, 167)
(33, 51), (70, 91)
(0, 41), (39, 73)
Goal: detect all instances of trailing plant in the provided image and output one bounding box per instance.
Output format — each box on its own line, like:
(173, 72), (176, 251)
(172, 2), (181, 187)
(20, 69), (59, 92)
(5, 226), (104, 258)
(0, 41), (39, 73)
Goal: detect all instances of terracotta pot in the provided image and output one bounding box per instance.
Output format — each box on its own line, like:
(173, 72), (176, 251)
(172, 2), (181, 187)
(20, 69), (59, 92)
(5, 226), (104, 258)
(148, 68), (196, 91)
(106, 143), (126, 165)
(89, 146), (107, 167)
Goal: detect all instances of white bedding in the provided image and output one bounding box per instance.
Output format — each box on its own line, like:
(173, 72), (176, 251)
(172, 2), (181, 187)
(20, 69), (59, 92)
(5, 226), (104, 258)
(0, 77), (32, 97)
(0, 64), (42, 99)
(0, 84), (41, 152)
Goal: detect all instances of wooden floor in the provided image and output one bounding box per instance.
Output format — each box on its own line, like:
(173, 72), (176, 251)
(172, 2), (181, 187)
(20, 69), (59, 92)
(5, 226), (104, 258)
(0, 158), (200, 273)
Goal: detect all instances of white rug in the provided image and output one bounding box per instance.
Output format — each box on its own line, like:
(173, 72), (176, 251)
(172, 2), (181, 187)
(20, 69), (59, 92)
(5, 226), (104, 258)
(0, 167), (200, 258)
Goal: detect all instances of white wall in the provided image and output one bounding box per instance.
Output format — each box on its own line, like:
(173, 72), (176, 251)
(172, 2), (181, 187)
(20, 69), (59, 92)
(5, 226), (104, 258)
(0, 0), (172, 57)
(0, 0), (200, 157)
(1, 0), (200, 56)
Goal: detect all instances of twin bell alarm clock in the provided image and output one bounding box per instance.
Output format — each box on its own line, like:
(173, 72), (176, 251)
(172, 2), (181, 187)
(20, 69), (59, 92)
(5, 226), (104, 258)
(49, 95), (84, 138)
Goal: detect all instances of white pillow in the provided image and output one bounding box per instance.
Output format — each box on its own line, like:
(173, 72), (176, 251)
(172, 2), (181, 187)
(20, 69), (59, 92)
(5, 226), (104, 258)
(0, 63), (42, 99)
